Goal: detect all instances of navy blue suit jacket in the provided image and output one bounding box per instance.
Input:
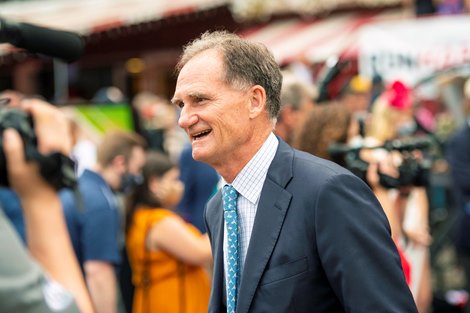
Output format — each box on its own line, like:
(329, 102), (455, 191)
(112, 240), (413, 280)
(205, 139), (417, 313)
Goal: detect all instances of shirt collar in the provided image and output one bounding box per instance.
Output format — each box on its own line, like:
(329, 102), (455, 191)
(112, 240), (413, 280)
(231, 133), (278, 204)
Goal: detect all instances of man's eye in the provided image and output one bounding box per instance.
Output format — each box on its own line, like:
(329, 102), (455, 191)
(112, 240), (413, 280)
(195, 97), (205, 103)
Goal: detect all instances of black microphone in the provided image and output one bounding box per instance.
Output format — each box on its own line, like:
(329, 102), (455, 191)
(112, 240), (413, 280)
(0, 17), (84, 63)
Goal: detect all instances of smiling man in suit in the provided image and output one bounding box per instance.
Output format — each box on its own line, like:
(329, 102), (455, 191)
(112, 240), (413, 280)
(171, 31), (418, 313)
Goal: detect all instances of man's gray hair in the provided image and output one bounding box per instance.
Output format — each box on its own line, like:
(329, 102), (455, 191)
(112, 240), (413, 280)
(176, 31), (282, 120)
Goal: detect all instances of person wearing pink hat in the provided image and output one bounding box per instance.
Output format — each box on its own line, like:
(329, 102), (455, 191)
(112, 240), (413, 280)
(362, 80), (433, 313)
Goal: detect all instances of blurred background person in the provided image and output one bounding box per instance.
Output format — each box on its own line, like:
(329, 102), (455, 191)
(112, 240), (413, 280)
(176, 143), (219, 233)
(446, 77), (470, 313)
(60, 107), (99, 177)
(125, 151), (212, 313)
(0, 99), (94, 313)
(339, 75), (372, 115)
(60, 131), (147, 313)
(274, 70), (316, 145)
(132, 92), (167, 153)
(363, 80), (433, 313)
(339, 74), (372, 138)
(132, 92), (187, 164)
(294, 102), (359, 166)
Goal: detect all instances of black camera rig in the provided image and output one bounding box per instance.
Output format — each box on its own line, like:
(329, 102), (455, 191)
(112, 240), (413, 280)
(328, 136), (434, 188)
(0, 107), (76, 190)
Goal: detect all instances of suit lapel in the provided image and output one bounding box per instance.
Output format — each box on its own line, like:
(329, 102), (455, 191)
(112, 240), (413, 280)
(237, 140), (294, 313)
(207, 192), (226, 312)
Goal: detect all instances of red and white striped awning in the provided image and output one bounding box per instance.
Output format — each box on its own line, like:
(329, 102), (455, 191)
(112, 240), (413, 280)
(0, 0), (229, 56)
(0, 0), (228, 34)
(241, 8), (407, 64)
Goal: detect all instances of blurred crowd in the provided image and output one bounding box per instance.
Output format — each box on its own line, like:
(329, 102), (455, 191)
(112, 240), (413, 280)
(0, 44), (469, 313)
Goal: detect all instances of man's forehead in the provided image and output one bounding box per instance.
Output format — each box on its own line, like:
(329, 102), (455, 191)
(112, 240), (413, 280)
(173, 57), (225, 100)
(179, 49), (224, 76)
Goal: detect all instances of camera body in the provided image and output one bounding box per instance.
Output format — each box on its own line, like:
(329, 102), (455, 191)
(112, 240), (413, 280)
(0, 107), (76, 190)
(397, 153), (431, 187)
(329, 136), (433, 188)
(385, 137), (432, 188)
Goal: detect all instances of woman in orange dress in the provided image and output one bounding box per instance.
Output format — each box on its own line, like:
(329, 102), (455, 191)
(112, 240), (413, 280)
(125, 151), (212, 313)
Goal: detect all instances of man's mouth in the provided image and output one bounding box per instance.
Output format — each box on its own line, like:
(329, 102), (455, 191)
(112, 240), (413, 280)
(192, 129), (211, 141)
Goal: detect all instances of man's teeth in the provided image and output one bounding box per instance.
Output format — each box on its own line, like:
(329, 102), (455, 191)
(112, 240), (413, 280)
(194, 130), (209, 138)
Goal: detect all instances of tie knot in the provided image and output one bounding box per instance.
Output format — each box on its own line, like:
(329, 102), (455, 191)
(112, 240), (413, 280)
(223, 185), (238, 212)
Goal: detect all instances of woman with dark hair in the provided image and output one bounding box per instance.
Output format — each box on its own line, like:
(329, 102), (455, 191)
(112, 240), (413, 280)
(294, 102), (359, 167)
(125, 152), (211, 313)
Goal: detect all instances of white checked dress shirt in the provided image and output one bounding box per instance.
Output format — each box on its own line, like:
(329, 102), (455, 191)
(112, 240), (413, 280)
(223, 133), (279, 292)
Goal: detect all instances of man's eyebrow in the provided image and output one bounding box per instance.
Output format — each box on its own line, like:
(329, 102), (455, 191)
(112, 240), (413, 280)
(171, 97), (181, 106)
(171, 92), (208, 106)
(187, 92), (208, 99)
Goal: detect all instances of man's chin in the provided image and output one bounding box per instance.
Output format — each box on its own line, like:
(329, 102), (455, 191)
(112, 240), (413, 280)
(191, 147), (209, 163)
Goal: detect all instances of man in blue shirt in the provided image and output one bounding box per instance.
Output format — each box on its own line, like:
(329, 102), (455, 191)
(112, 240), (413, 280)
(0, 187), (25, 242)
(176, 144), (219, 232)
(60, 131), (146, 313)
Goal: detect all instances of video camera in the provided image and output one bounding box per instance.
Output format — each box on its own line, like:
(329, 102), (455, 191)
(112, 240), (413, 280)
(0, 17), (84, 189)
(0, 107), (78, 189)
(329, 136), (433, 188)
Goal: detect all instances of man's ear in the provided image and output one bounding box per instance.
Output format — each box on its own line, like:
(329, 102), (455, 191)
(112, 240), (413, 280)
(112, 155), (126, 172)
(248, 85), (267, 119)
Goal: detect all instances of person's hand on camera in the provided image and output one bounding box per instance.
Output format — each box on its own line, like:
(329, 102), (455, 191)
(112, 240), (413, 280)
(3, 99), (72, 197)
(367, 157), (399, 190)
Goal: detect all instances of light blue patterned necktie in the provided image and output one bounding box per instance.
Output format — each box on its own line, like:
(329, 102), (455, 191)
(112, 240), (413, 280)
(223, 184), (239, 313)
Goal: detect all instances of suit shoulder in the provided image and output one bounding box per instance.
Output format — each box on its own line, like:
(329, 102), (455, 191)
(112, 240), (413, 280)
(292, 149), (353, 179)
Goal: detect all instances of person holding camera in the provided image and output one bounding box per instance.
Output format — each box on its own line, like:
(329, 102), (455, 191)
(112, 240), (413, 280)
(363, 80), (433, 313)
(0, 98), (94, 313)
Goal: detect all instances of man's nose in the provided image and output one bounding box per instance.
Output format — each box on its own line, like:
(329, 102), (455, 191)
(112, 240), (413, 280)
(178, 106), (198, 129)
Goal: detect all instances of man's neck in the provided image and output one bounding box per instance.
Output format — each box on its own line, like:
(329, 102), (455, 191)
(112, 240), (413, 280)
(217, 130), (273, 183)
(92, 164), (117, 190)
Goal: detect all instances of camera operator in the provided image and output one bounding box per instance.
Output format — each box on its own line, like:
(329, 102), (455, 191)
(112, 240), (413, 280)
(362, 80), (432, 313)
(0, 98), (94, 313)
